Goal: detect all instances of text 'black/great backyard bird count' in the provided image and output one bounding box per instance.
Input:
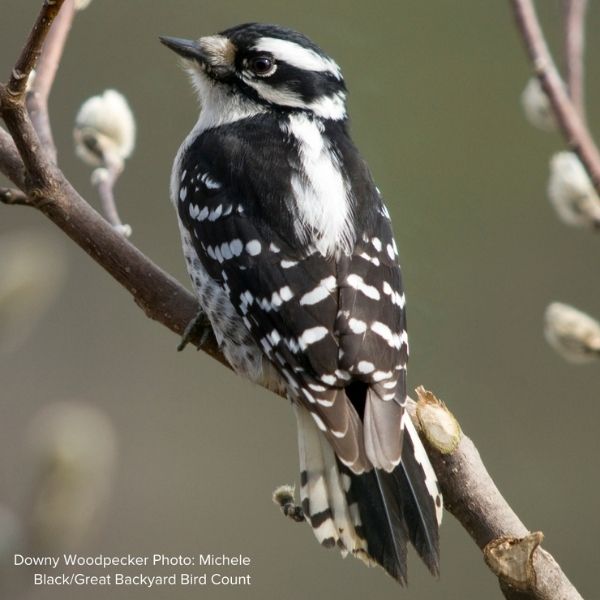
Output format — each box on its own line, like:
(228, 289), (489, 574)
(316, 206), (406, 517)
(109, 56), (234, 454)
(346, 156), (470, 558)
(161, 22), (443, 585)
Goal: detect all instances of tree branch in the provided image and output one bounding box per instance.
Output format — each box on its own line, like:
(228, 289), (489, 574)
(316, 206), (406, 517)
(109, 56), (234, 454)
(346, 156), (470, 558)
(407, 389), (582, 600)
(562, 0), (587, 120)
(0, 127), (25, 187)
(0, 3), (586, 599)
(26, 0), (77, 163)
(0, 186), (29, 205)
(6, 0), (66, 100)
(92, 164), (131, 237)
(510, 0), (600, 191)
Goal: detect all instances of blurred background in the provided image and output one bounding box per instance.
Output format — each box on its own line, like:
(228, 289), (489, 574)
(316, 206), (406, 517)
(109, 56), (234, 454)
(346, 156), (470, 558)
(1, 1), (599, 598)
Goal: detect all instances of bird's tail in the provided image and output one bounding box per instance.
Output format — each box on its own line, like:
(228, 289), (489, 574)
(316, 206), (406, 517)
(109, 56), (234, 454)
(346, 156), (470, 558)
(294, 401), (442, 584)
(294, 404), (373, 564)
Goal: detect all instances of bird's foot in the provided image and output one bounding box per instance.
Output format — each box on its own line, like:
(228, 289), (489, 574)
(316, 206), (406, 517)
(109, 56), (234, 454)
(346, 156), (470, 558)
(177, 308), (212, 351)
(273, 484), (305, 523)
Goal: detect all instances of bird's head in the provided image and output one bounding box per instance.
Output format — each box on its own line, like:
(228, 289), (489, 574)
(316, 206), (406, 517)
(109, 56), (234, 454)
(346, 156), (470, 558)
(160, 23), (347, 121)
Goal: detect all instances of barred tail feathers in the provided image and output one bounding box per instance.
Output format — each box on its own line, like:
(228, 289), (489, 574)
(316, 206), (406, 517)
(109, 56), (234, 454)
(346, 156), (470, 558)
(294, 404), (372, 563)
(294, 392), (442, 584)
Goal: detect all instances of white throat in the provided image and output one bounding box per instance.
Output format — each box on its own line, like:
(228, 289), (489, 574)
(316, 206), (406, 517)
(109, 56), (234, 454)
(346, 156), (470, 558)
(189, 69), (266, 133)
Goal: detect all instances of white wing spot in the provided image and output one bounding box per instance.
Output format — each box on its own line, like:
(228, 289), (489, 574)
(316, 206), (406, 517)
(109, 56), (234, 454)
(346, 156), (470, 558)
(179, 186), (188, 202)
(309, 383), (327, 392)
(334, 369), (350, 380)
(229, 239), (243, 256)
(298, 326), (328, 350)
(317, 396), (335, 407)
(200, 172), (222, 190)
(300, 276), (336, 306)
(359, 252), (380, 266)
(220, 242), (233, 260)
(198, 206), (209, 221)
(310, 411), (328, 432)
(371, 321), (401, 348)
(357, 361), (375, 374)
(246, 240), (262, 256)
(280, 286), (294, 302)
(371, 237), (382, 252)
(386, 243), (395, 261)
(188, 203), (199, 219)
(382, 281), (405, 307)
(281, 259), (298, 269)
(208, 204), (223, 221)
(372, 370), (393, 382)
(302, 389), (317, 404)
(346, 274), (381, 300)
(348, 318), (367, 334)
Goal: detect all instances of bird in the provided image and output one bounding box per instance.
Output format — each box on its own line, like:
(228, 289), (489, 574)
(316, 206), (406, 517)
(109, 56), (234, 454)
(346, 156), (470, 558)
(160, 23), (442, 585)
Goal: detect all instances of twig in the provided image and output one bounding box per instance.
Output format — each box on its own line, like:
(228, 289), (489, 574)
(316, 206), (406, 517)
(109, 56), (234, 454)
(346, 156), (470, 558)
(510, 0), (600, 191)
(0, 127), (25, 188)
(562, 0), (587, 120)
(0, 186), (29, 206)
(27, 0), (77, 163)
(407, 389), (583, 600)
(92, 164), (131, 237)
(7, 0), (67, 100)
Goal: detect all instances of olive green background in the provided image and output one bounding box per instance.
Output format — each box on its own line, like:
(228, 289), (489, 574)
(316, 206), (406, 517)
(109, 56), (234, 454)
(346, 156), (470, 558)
(1, 2), (599, 599)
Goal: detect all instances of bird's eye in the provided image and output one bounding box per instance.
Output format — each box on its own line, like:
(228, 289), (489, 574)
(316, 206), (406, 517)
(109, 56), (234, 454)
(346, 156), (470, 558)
(250, 56), (275, 76)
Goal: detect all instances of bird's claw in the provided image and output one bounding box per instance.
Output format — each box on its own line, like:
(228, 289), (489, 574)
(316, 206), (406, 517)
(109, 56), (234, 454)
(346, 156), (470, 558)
(177, 308), (211, 351)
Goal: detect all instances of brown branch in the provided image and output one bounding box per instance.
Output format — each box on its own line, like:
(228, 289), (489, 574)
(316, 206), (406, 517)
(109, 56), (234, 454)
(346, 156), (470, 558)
(0, 85), (60, 191)
(92, 164), (131, 236)
(26, 0), (77, 163)
(510, 0), (600, 191)
(0, 3), (586, 599)
(0, 186), (29, 205)
(0, 127), (26, 187)
(7, 0), (67, 100)
(562, 0), (587, 120)
(408, 389), (583, 600)
(0, 2), (222, 365)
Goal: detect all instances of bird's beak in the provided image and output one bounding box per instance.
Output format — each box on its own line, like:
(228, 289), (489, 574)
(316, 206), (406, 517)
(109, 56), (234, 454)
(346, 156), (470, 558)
(159, 36), (211, 63)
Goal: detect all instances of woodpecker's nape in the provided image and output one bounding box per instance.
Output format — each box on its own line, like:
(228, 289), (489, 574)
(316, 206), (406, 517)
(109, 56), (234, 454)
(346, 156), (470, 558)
(163, 22), (442, 586)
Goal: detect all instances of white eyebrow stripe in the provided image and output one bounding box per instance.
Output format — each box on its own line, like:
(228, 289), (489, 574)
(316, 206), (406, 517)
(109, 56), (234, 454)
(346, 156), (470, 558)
(252, 37), (342, 79)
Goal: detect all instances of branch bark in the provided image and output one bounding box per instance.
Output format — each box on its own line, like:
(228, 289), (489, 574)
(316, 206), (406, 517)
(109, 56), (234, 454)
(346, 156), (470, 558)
(562, 0), (587, 120)
(0, 3), (586, 600)
(26, 0), (77, 163)
(510, 0), (600, 191)
(409, 389), (582, 600)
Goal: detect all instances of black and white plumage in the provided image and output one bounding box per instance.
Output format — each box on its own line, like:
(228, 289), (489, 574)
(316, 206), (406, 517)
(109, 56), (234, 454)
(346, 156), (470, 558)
(161, 23), (442, 585)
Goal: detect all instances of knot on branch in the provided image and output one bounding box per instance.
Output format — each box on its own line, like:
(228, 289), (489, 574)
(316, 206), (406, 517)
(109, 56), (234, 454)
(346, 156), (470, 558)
(414, 386), (462, 454)
(484, 531), (544, 592)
